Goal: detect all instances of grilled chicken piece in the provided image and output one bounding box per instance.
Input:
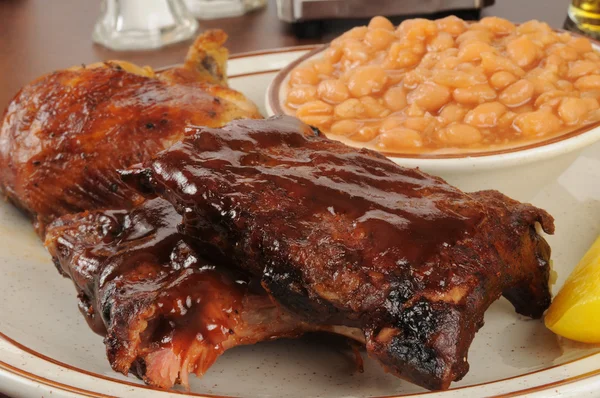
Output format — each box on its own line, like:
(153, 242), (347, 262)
(45, 197), (362, 389)
(0, 30), (261, 235)
(124, 115), (554, 391)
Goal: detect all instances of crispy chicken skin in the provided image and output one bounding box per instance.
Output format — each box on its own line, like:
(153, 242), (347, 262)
(125, 115), (554, 390)
(0, 30), (261, 235)
(45, 198), (363, 389)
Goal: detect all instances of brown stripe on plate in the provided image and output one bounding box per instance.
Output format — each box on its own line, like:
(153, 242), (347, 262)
(0, 331), (227, 397)
(2, 330), (600, 397)
(229, 45), (320, 60)
(0, 359), (115, 398)
(228, 69), (282, 79)
(497, 368), (600, 397)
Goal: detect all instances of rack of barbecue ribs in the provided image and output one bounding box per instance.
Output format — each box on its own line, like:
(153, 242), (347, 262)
(0, 30), (261, 235)
(45, 197), (363, 389)
(124, 115), (555, 390)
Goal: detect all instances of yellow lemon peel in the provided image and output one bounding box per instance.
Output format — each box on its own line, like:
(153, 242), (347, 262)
(545, 236), (600, 343)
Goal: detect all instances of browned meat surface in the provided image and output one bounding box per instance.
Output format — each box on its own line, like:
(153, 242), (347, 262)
(125, 115), (554, 391)
(0, 30), (261, 235)
(45, 197), (363, 389)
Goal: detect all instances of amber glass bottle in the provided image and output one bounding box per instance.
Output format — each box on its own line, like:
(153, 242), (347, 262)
(569, 0), (600, 36)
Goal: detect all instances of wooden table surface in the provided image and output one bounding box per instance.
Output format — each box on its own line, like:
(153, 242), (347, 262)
(0, 1), (571, 397)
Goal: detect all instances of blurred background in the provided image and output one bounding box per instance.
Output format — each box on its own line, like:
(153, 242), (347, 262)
(0, 0), (592, 110)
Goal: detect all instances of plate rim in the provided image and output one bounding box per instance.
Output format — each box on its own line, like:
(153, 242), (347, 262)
(1, 45), (600, 398)
(2, 329), (600, 398)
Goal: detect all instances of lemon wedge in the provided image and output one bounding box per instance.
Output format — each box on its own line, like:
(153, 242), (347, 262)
(545, 236), (600, 343)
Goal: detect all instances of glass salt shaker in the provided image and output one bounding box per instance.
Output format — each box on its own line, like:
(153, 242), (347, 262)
(93, 0), (199, 51)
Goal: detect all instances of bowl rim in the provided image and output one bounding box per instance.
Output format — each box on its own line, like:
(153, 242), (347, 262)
(266, 38), (600, 164)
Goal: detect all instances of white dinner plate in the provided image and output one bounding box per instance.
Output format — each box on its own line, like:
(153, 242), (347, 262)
(1, 47), (600, 398)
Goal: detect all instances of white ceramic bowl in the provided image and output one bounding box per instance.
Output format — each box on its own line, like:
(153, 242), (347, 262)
(266, 46), (600, 201)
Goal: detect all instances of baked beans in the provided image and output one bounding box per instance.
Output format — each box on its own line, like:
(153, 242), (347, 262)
(285, 16), (600, 153)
